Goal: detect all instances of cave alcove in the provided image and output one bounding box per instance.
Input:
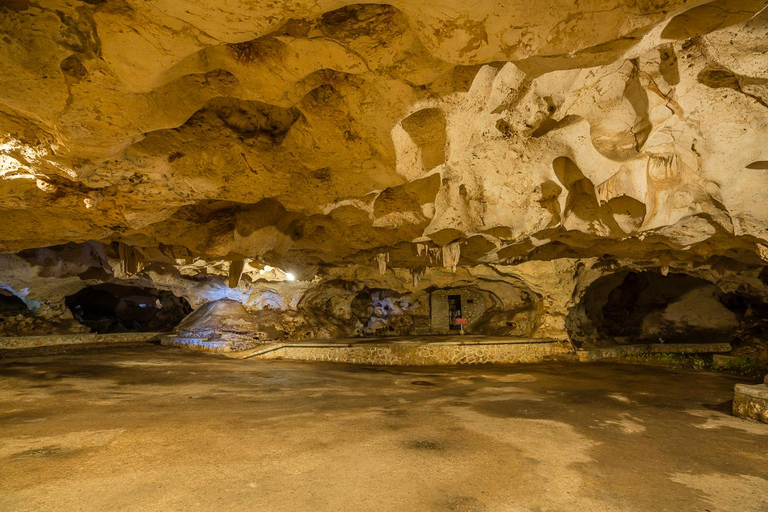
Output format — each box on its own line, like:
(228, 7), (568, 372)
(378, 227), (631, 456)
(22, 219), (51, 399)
(427, 282), (541, 336)
(0, 290), (28, 318)
(351, 288), (425, 336)
(65, 284), (192, 334)
(577, 270), (744, 344)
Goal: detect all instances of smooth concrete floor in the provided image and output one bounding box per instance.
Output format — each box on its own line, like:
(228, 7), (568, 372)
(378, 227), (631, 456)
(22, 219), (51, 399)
(0, 345), (766, 512)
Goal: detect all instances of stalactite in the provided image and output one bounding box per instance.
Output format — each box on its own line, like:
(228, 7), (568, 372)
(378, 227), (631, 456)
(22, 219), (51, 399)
(416, 243), (441, 265)
(376, 252), (389, 275)
(228, 259), (245, 288)
(411, 268), (423, 287)
(118, 243), (144, 275)
(504, 255), (526, 265)
(442, 242), (461, 273)
(428, 247), (441, 264)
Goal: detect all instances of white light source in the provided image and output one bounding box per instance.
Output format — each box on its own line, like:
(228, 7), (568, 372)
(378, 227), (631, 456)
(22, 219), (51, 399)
(285, 272), (296, 281)
(0, 135), (50, 181)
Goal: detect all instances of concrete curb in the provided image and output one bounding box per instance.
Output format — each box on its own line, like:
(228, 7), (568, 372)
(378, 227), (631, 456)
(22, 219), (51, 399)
(733, 384), (768, 423)
(0, 332), (165, 350)
(225, 338), (573, 365)
(576, 343), (732, 362)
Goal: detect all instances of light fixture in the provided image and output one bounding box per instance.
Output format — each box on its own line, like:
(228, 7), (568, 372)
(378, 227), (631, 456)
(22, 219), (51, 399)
(285, 272), (295, 281)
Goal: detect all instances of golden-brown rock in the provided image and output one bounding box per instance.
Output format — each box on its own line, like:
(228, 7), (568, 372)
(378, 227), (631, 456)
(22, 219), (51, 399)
(0, 1), (766, 345)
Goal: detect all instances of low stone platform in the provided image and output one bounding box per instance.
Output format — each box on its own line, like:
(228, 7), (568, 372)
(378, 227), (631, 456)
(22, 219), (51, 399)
(228, 335), (573, 366)
(712, 354), (742, 368)
(161, 299), (265, 353)
(162, 336), (252, 353)
(576, 342), (732, 362)
(0, 332), (163, 352)
(733, 383), (768, 423)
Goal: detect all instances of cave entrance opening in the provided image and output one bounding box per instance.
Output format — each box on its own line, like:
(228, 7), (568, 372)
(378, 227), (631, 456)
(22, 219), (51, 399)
(582, 270), (740, 344)
(65, 284), (192, 334)
(448, 294), (462, 330)
(0, 290), (27, 317)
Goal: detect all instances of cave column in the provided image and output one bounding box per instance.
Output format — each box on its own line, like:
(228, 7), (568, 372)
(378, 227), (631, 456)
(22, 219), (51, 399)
(501, 259), (600, 341)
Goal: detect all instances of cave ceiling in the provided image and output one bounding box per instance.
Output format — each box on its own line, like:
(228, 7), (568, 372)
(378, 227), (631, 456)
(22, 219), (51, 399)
(1, 0), (767, 278)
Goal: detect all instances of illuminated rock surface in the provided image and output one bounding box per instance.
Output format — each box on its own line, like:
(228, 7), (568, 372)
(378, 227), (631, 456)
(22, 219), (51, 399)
(0, 1), (766, 350)
(166, 298), (268, 350)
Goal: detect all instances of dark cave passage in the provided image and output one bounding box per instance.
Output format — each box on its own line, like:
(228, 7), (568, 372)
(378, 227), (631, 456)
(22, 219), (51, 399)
(65, 284), (192, 334)
(0, 290), (28, 317)
(579, 271), (743, 343)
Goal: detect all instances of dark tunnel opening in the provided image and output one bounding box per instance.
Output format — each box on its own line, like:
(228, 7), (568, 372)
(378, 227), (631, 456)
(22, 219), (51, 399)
(600, 271), (713, 339)
(65, 284), (192, 334)
(0, 290), (28, 317)
(581, 270), (744, 344)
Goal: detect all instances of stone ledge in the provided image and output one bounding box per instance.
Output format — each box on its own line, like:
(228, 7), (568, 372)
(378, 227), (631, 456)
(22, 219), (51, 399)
(576, 343), (732, 362)
(231, 339), (572, 366)
(712, 354), (741, 368)
(161, 335), (262, 353)
(162, 336), (265, 353)
(733, 384), (768, 423)
(162, 337), (231, 352)
(0, 332), (164, 350)
(734, 383), (768, 400)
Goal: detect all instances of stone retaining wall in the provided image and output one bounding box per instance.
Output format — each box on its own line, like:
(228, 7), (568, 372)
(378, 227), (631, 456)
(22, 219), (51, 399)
(0, 332), (163, 350)
(247, 340), (572, 366)
(576, 343), (732, 362)
(733, 384), (768, 424)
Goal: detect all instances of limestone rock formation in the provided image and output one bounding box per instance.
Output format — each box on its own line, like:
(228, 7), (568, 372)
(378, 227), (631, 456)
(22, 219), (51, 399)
(0, 1), (766, 352)
(167, 298), (266, 350)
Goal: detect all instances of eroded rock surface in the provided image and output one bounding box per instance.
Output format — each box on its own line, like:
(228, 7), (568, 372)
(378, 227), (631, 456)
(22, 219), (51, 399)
(0, 1), (766, 350)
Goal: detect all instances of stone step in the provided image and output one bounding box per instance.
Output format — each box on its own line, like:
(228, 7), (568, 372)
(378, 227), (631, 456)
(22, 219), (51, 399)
(162, 337), (231, 352)
(0, 332), (164, 350)
(576, 343), (732, 362)
(733, 384), (768, 424)
(228, 338), (573, 366)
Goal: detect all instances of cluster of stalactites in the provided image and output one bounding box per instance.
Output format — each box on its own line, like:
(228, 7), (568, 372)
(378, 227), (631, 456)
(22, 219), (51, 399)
(373, 241), (463, 282)
(376, 252), (390, 275)
(415, 241), (461, 272)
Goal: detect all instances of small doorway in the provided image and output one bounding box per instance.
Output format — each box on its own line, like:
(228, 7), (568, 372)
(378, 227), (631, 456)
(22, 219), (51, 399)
(448, 294), (462, 330)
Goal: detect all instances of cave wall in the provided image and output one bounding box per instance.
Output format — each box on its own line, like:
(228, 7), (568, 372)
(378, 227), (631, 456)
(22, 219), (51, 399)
(3, 240), (764, 348)
(1, 2), (767, 273)
(0, 1), (767, 348)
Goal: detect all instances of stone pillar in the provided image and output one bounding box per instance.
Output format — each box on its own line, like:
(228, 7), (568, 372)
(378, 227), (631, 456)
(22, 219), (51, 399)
(500, 258), (600, 341)
(733, 383), (768, 424)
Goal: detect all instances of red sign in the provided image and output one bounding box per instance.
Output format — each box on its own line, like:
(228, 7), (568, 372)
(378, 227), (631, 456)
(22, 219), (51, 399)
(454, 317), (468, 325)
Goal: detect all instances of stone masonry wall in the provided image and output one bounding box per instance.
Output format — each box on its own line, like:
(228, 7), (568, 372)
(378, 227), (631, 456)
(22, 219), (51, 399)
(430, 288), (486, 334)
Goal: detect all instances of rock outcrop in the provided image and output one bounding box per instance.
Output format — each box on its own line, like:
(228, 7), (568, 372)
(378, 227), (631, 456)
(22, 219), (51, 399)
(165, 298), (266, 350)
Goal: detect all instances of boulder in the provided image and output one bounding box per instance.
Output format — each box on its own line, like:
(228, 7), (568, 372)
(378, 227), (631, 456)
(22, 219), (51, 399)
(165, 299), (267, 351)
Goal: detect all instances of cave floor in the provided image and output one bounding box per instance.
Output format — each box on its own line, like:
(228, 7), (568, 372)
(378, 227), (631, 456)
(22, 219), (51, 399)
(0, 346), (766, 512)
